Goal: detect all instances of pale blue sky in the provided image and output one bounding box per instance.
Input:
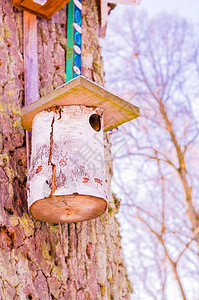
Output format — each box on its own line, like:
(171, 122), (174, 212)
(111, 0), (199, 22)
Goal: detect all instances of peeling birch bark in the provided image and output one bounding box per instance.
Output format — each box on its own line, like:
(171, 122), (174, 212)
(28, 105), (108, 223)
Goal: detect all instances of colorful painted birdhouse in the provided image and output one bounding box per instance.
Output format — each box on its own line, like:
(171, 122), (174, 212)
(13, 0), (71, 19)
(21, 76), (140, 223)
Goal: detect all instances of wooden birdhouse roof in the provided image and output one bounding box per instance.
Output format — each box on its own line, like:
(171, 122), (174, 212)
(13, 0), (71, 19)
(21, 75), (140, 132)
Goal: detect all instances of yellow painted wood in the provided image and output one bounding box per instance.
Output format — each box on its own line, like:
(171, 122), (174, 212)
(21, 75), (140, 132)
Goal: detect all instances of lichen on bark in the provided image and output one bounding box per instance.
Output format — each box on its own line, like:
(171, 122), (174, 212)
(0, 0), (132, 299)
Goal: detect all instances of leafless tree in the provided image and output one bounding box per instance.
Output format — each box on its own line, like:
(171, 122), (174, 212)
(102, 10), (199, 300)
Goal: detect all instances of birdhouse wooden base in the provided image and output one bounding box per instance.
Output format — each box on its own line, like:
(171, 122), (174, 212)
(30, 195), (107, 223)
(28, 105), (108, 223)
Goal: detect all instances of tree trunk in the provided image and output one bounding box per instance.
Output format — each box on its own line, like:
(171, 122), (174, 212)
(0, 1), (132, 299)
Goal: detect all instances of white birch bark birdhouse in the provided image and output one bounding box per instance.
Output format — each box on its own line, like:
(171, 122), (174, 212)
(21, 76), (140, 223)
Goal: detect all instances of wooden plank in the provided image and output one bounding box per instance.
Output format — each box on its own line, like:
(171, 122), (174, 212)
(23, 11), (39, 105)
(99, 0), (109, 38)
(23, 12), (39, 170)
(21, 75), (140, 132)
(13, 0), (70, 20)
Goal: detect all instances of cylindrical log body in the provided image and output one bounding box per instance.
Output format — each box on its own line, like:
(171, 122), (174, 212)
(28, 105), (108, 223)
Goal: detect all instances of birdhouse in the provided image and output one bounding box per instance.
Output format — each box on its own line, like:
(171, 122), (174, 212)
(21, 76), (140, 223)
(13, 0), (71, 19)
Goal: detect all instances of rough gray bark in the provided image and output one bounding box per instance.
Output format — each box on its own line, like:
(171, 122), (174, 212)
(0, 0), (132, 299)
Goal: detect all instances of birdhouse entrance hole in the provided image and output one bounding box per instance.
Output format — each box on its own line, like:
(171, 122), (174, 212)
(89, 114), (101, 132)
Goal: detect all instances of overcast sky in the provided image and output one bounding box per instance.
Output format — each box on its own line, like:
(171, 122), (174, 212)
(109, 0), (199, 23)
